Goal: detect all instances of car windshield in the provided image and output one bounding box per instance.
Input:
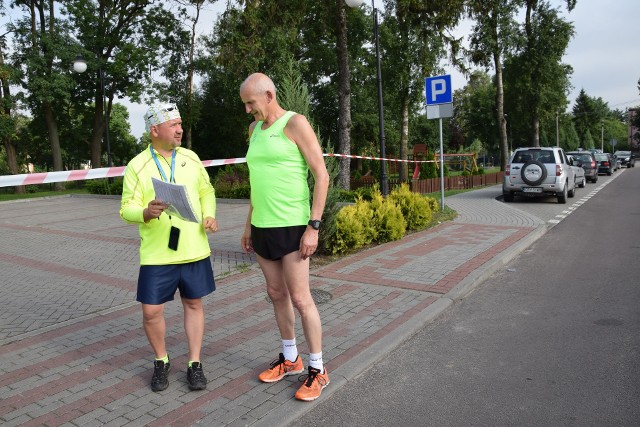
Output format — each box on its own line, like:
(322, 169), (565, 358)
(595, 154), (608, 161)
(512, 150), (555, 164)
(614, 151), (630, 157)
(573, 154), (592, 163)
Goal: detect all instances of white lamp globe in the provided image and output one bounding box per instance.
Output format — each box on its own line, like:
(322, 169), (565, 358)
(72, 55), (87, 73)
(345, 0), (365, 7)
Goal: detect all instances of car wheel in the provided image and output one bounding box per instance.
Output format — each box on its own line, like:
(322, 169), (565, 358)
(568, 183), (575, 197)
(503, 192), (514, 202)
(521, 160), (547, 186)
(579, 177), (586, 188)
(607, 170), (612, 176)
(557, 184), (568, 204)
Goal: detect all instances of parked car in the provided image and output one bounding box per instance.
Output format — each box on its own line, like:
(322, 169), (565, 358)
(503, 147), (576, 204)
(594, 152), (615, 175)
(613, 150), (636, 168)
(568, 155), (586, 188)
(611, 153), (621, 170)
(566, 151), (598, 183)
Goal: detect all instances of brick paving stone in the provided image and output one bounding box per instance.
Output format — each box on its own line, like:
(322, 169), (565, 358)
(0, 190), (546, 426)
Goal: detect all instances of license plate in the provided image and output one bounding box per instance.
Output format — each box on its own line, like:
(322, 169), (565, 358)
(523, 187), (542, 193)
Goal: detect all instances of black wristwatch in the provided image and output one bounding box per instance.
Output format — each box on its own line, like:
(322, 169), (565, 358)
(308, 219), (322, 230)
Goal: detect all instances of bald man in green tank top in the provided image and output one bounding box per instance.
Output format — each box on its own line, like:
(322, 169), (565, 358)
(240, 73), (330, 402)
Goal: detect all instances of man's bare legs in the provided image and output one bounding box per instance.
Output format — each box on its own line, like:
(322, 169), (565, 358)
(182, 297), (205, 362)
(141, 299), (205, 362)
(257, 251), (322, 354)
(142, 304), (167, 359)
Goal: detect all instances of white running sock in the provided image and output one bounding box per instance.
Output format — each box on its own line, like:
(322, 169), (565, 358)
(282, 338), (298, 362)
(309, 352), (323, 372)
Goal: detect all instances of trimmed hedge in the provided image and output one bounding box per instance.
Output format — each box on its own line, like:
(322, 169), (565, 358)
(327, 183), (439, 255)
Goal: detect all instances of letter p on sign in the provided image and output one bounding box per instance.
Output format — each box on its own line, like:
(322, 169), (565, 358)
(425, 75), (452, 105)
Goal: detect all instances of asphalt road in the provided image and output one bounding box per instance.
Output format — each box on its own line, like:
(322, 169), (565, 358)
(290, 167), (640, 426)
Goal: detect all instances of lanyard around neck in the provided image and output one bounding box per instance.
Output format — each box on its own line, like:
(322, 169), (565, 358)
(150, 145), (176, 183)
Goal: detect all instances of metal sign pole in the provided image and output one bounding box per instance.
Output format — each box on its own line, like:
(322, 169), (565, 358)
(439, 117), (445, 211)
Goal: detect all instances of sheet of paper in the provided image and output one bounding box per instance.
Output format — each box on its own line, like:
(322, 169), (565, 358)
(151, 177), (200, 223)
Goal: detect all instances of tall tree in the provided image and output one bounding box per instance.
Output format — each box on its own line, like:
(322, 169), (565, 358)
(382, 0), (462, 182)
(64, 0), (186, 167)
(512, 0), (574, 147)
(452, 71), (499, 154)
(0, 36), (25, 193)
(466, 0), (519, 170)
(10, 0), (76, 189)
(335, 0), (355, 190)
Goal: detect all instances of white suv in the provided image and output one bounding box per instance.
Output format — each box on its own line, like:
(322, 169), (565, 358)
(502, 147), (576, 204)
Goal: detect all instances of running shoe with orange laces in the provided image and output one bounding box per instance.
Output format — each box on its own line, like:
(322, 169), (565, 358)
(294, 366), (330, 401)
(258, 353), (304, 383)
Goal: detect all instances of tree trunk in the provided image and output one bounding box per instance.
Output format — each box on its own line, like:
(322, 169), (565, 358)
(531, 116), (540, 147)
(90, 93), (104, 168)
(43, 101), (65, 191)
(493, 51), (509, 170)
(399, 94), (409, 182)
(335, 0), (352, 190)
(0, 47), (25, 194)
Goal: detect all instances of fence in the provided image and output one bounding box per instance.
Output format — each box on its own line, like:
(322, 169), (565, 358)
(351, 171), (505, 195)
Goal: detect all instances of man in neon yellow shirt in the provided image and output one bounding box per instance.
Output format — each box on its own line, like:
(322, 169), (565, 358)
(240, 73), (330, 401)
(120, 103), (217, 392)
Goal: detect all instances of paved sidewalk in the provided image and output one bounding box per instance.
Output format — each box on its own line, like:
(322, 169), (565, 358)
(0, 185), (546, 426)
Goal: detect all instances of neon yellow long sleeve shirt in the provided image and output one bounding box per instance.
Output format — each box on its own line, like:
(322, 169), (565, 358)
(120, 145), (216, 265)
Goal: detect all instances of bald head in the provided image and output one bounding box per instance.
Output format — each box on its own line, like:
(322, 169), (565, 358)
(240, 73), (277, 98)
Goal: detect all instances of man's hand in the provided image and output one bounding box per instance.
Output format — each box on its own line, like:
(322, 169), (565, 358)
(203, 217), (218, 233)
(299, 228), (319, 260)
(144, 200), (169, 222)
(241, 227), (254, 254)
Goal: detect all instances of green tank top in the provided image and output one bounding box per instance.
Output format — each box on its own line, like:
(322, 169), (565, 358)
(246, 111), (310, 227)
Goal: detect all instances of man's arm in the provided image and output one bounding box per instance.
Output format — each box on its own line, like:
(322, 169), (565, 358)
(285, 114), (329, 259)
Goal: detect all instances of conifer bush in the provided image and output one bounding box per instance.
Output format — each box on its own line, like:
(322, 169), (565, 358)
(388, 183), (432, 230)
(330, 197), (376, 255)
(369, 188), (406, 243)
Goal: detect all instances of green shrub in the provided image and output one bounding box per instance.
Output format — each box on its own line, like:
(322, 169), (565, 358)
(388, 183), (432, 230)
(86, 178), (122, 195)
(330, 197), (376, 255)
(353, 186), (375, 201)
(213, 164), (250, 199)
(425, 196), (439, 212)
(369, 188), (406, 243)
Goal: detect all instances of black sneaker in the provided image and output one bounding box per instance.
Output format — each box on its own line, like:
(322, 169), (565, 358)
(151, 358), (171, 392)
(187, 362), (207, 390)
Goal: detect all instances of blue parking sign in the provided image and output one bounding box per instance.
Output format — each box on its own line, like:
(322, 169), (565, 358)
(425, 75), (452, 105)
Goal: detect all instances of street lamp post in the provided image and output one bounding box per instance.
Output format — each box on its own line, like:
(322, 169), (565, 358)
(72, 55), (112, 170)
(601, 120), (604, 152)
(345, 0), (388, 196)
(556, 110), (560, 147)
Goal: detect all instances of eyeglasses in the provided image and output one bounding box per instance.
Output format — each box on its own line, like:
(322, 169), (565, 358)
(146, 106), (175, 120)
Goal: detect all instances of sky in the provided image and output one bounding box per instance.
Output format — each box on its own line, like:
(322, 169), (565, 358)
(126, 0), (640, 139)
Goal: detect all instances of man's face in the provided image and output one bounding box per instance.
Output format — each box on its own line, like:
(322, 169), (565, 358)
(152, 118), (183, 151)
(240, 87), (269, 121)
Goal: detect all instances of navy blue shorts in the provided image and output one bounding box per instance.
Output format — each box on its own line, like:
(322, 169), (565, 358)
(251, 225), (307, 261)
(136, 257), (215, 305)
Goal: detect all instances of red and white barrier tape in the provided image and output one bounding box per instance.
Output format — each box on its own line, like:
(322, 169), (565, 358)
(326, 153), (437, 163)
(0, 154), (442, 187)
(0, 158), (248, 188)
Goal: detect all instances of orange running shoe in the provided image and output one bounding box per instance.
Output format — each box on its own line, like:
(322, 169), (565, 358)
(258, 353), (304, 383)
(294, 366), (330, 401)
